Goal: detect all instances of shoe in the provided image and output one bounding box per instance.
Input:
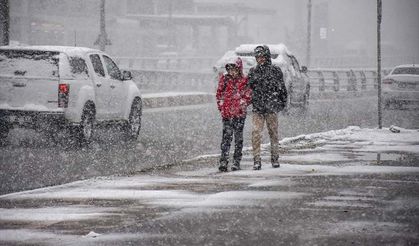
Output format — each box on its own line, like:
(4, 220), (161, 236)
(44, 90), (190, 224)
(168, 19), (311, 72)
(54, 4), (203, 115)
(272, 156), (280, 168)
(272, 162), (280, 168)
(218, 161), (228, 172)
(253, 157), (261, 170)
(231, 161), (241, 171)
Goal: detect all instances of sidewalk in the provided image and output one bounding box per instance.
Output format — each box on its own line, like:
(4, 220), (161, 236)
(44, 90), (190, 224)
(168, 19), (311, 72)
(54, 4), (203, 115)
(0, 126), (418, 245)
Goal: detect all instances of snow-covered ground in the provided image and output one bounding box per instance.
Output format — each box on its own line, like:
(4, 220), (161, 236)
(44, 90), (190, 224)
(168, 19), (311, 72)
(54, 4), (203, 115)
(0, 126), (418, 245)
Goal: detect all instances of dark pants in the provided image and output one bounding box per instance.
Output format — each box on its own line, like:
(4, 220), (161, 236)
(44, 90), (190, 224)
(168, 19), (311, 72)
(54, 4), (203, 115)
(220, 117), (246, 164)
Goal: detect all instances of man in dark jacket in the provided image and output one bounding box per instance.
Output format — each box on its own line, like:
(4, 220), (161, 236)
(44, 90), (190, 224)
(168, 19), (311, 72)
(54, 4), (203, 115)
(248, 45), (287, 170)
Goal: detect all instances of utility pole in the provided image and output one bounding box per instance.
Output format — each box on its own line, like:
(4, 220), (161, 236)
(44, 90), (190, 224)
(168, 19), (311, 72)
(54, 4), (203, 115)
(306, 0), (312, 67)
(168, 0), (174, 49)
(377, 0), (382, 129)
(94, 0), (111, 51)
(0, 0), (9, 46)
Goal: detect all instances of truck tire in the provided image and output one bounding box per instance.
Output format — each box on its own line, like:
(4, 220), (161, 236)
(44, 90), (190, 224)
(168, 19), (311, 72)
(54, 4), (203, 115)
(74, 103), (95, 145)
(124, 98), (142, 141)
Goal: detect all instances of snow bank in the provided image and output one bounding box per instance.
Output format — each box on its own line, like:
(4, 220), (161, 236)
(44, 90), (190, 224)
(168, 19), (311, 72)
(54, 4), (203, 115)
(277, 126), (419, 154)
(279, 126), (361, 145)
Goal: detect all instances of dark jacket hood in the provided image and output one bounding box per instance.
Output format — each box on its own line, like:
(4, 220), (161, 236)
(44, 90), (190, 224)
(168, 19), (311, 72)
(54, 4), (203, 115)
(254, 45), (272, 66)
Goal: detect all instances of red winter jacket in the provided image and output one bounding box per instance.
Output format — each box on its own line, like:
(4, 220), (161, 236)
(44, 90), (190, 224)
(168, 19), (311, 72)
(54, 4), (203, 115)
(216, 58), (251, 119)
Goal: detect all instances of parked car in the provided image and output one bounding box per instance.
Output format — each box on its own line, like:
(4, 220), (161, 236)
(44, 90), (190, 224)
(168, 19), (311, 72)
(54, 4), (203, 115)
(213, 43), (310, 109)
(382, 64), (419, 109)
(0, 46), (142, 143)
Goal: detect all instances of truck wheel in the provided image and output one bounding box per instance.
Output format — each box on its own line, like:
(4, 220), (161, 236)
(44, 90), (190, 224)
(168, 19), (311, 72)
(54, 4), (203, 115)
(75, 104), (95, 145)
(124, 98), (142, 141)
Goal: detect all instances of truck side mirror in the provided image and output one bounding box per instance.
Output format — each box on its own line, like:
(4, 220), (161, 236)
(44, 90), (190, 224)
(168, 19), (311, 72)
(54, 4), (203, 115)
(121, 70), (132, 81)
(301, 66), (308, 74)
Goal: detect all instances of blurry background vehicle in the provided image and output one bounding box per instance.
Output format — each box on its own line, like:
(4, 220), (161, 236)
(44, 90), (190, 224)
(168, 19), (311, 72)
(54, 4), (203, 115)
(213, 44), (310, 110)
(382, 64), (419, 110)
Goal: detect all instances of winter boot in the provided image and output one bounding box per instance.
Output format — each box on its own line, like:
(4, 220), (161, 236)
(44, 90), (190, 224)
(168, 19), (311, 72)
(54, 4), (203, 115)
(271, 155), (280, 168)
(218, 160), (228, 172)
(253, 156), (261, 170)
(231, 160), (241, 171)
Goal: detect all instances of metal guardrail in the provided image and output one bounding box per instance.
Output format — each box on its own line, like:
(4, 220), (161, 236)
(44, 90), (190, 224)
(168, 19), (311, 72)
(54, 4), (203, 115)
(128, 67), (392, 96)
(116, 56), (417, 71)
(131, 69), (216, 92)
(115, 56), (216, 72)
(307, 68), (392, 93)
(311, 56), (418, 68)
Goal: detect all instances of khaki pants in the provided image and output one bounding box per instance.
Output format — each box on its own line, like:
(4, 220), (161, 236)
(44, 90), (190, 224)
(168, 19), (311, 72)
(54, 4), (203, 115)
(252, 112), (279, 161)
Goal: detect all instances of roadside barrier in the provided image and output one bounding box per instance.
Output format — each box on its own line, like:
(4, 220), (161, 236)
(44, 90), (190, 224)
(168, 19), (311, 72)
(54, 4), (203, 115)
(306, 68), (391, 93)
(130, 68), (391, 95)
(142, 93), (214, 109)
(135, 67), (393, 108)
(131, 69), (216, 93)
(114, 56), (405, 107)
(115, 57), (215, 71)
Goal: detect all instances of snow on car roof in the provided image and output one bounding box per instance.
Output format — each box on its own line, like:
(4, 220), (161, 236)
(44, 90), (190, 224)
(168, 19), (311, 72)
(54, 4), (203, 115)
(0, 45), (100, 56)
(214, 43), (296, 71)
(235, 43), (292, 55)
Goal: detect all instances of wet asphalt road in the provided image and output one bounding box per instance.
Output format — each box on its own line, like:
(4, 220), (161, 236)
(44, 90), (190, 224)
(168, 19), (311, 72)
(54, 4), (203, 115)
(0, 97), (418, 195)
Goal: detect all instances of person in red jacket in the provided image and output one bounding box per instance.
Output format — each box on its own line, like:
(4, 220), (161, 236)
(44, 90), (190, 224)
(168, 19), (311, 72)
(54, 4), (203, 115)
(216, 57), (251, 172)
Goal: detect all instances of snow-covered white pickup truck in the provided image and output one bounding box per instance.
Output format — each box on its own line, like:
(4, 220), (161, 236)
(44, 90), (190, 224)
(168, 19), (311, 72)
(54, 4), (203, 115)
(0, 46), (142, 143)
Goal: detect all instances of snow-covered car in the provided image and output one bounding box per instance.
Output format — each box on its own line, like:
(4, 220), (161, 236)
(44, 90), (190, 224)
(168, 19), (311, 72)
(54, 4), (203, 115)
(382, 64), (419, 109)
(0, 46), (142, 143)
(213, 44), (310, 109)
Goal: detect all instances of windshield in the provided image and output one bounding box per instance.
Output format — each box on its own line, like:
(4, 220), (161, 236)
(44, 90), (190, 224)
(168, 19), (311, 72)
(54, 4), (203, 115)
(0, 50), (60, 78)
(392, 67), (419, 75)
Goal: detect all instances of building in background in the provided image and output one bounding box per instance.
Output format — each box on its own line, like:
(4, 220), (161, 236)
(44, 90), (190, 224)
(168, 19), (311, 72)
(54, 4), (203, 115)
(299, 0), (419, 68)
(7, 0), (282, 58)
(6, 0), (419, 68)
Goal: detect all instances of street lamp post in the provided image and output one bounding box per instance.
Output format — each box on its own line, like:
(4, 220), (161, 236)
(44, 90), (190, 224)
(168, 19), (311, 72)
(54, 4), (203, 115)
(306, 0), (312, 68)
(94, 0), (111, 51)
(377, 0), (382, 129)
